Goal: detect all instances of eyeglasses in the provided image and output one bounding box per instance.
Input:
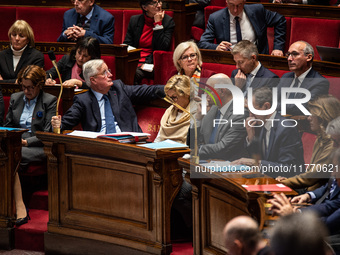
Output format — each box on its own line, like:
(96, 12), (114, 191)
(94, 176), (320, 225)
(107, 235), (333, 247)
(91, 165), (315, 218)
(180, 53), (197, 61)
(71, 0), (87, 4)
(285, 51), (300, 59)
(94, 69), (111, 78)
(22, 85), (36, 91)
(148, 0), (162, 7)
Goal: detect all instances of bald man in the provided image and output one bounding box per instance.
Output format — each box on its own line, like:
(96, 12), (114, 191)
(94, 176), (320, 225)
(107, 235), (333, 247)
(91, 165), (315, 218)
(223, 216), (268, 255)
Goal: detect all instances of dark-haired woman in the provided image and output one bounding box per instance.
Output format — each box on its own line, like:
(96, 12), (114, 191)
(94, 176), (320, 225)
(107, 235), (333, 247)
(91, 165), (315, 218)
(5, 65), (56, 226)
(46, 36), (101, 89)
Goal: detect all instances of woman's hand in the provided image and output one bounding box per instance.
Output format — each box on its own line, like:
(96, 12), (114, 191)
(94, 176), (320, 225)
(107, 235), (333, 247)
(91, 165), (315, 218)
(154, 10), (164, 23)
(45, 78), (56, 85)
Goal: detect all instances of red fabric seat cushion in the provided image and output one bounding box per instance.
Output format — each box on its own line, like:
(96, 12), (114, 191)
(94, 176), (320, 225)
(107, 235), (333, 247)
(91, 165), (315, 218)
(0, 7), (16, 40)
(107, 9), (124, 44)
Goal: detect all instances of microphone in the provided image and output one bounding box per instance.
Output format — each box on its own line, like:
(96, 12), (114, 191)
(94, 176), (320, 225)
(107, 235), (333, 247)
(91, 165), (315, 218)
(156, 89), (199, 164)
(48, 50), (63, 134)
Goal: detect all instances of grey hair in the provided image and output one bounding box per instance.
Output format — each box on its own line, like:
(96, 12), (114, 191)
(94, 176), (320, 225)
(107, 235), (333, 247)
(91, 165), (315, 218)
(296, 40), (315, 58)
(231, 40), (259, 59)
(173, 40), (202, 72)
(83, 59), (105, 87)
(326, 116), (340, 136)
(253, 87), (272, 107)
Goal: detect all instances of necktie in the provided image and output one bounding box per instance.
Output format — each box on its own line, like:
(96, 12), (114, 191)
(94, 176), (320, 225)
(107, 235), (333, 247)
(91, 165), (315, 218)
(289, 78), (300, 99)
(235, 16), (242, 42)
(77, 15), (87, 27)
(315, 178), (336, 205)
(209, 110), (221, 144)
(244, 73), (254, 96)
(260, 127), (268, 158)
(103, 95), (117, 134)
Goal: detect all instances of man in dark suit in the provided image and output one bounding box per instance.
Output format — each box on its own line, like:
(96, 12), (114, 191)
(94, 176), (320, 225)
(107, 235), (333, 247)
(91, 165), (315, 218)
(232, 87), (304, 175)
(273, 0), (330, 5)
(197, 73), (249, 161)
(57, 0), (114, 44)
(231, 40), (279, 96)
(277, 40), (329, 116)
(198, 0), (286, 56)
(51, 59), (163, 133)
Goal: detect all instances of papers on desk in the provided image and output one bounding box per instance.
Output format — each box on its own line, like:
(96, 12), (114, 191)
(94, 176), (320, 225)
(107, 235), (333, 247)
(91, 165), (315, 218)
(0, 127), (25, 131)
(138, 139), (188, 150)
(242, 184), (292, 192)
(67, 131), (150, 143)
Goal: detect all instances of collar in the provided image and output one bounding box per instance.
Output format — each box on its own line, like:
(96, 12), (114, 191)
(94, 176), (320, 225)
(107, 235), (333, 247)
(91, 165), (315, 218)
(11, 44), (28, 56)
(295, 67), (312, 81)
(264, 111), (277, 131)
(250, 62), (261, 76)
(23, 94), (37, 105)
(220, 99), (232, 117)
(91, 89), (104, 101)
(228, 10), (245, 23)
(82, 6), (94, 21)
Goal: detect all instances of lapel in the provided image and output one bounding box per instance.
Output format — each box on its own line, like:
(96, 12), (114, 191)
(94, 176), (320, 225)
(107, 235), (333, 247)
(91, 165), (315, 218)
(223, 8), (231, 43)
(243, 5), (258, 39)
(89, 5), (99, 30)
(15, 47), (31, 76)
(135, 15), (145, 46)
(264, 113), (280, 159)
(251, 66), (264, 89)
(108, 89), (120, 125)
(4, 49), (15, 78)
(31, 91), (44, 134)
(89, 90), (101, 129)
(12, 93), (25, 125)
(330, 182), (340, 200)
(202, 105), (218, 142)
(299, 68), (314, 90)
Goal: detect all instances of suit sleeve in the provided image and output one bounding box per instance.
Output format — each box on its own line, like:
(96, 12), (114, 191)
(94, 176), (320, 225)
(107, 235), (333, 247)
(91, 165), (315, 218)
(26, 95), (57, 147)
(85, 14), (114, 44)
(123, 81), (164, 104)
(264, 9), (286, 52)
(198, 15), (220, 50)
(123, 16), (137, 47)
(61, 95), (84, 131)
(152, 15), (175, 51)
(58, 13), (70, 42)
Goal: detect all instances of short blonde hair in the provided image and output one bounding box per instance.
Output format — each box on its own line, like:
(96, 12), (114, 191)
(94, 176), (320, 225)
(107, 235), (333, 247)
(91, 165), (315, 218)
(8, 20), (35, 47)
(164, 75), (191, 98)
(173, 41), (202, 72)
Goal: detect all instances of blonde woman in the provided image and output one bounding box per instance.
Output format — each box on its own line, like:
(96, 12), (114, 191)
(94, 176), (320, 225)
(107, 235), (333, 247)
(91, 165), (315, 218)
(278, 95), (340, 191)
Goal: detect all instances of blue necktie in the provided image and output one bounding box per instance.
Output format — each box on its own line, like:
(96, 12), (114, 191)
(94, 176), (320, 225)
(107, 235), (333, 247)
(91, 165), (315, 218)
(103, 95), (117, 134)
(289, 78), (300, 99)
(235, 16), (242, 42)
(244, 73), (254, 96)
(209, 110), (221, 144)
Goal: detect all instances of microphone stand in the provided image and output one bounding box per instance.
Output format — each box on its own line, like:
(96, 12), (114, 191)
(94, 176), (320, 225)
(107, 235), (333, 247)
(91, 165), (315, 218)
(163, 96), (199, 164)
(48, 51), (63, 134)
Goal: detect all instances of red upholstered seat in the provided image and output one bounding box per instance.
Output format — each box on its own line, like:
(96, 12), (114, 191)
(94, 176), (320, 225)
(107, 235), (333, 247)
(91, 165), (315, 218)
(0, 7), (16, 40)
(210, 0), (227, 6)
(204, 6), (224, 27)
(202, 62), (235, 77)
(101, 55), (116, 80)
(191, 26), (204, 42)
(106, 9), (124, 44)
(136, 106), (166, 142)
(153, 50), (176, 85)
(325, 76), (340, 100)
(289, 18), (340, 60)
(16, 7), (69, 42)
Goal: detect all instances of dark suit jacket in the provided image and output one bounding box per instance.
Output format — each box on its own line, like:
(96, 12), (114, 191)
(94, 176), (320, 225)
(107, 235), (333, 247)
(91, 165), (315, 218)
(305, 182), (340, 235)
(61, 80), (163, 132)
(199, 104), (249, 161)
(231, 65), (279, 92)
(277, 68), (329, 116)
(257, 113), (305, 176)
(45, 55), (89, 89)
(198, 4), (286, 54)
(58, 4), (115, 44)
(123, 14), (175, 64)
(0, 47), (44, 83)
(4, 91), (57, 147)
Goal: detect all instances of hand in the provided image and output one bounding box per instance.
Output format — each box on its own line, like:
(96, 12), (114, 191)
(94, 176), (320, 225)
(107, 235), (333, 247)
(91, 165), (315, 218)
(271, 49), (284, 56)
(0, 74), (3, 80)
(45, 78), (56, 85)
(268, 193), (297, 216)
(231, 158), (256, 166)
(216, 41), (232, 51)
(21, 139), (28, 147)
(276, 176), (287, 182)
(51, 115), (62, 130)
(64, 26), (77, 41)
(234, 69), (246, 89)
(72, 25), (86, 40)
(272, 0), (282, 2)
(245, 116), (256, 142)
(154, 10), (164, 23)
(62, 79), (82, 88)
(196, 103), (203, 121)
(291, 193), (311, 204)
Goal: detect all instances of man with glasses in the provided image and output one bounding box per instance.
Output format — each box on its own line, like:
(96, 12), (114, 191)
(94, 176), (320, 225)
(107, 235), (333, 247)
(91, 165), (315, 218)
(51, 59), (164, 133)
(58, 0), (114, 44)
(123, 0), (175, 84)
(198, 0), (286, 56)
(277, 40), (329, 116)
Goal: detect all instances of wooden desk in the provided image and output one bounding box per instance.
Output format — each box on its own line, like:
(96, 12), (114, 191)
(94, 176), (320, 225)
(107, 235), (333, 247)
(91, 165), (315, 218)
(1, 83), (75, 115)
(178, 158), (297, 255)
(0, 42), (141, 85)
(36, 131), (190, 255)
(0, 129), (26, 250)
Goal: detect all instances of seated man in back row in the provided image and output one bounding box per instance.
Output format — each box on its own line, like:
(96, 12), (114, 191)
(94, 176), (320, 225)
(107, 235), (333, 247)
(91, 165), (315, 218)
(51, 59), (163, 133)
(198, 0), (286, 56)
